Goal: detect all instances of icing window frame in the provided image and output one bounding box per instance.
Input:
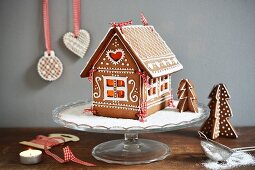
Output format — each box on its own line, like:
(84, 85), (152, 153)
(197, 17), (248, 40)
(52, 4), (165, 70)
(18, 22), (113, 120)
(147, 77), (158, 100)
(103, 76), (128, 101)
(159, 74), (170, 95)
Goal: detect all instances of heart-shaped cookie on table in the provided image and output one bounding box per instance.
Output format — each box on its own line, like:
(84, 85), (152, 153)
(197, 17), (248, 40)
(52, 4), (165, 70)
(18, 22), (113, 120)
(106, 49), (125, 65)
(63, 29), (90, 58)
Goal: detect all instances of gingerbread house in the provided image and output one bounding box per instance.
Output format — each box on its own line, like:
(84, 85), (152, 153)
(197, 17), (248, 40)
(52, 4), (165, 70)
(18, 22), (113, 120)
(80, 25), (183, 120)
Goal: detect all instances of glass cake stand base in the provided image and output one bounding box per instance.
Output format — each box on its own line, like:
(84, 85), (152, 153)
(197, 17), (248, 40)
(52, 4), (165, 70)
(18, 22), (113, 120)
(92, 133), (170, 165)
(53, 100), (209, 165)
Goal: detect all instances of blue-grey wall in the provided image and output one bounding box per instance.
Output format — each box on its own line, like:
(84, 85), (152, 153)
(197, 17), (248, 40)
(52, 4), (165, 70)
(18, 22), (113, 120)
(0, 0), (255, 127)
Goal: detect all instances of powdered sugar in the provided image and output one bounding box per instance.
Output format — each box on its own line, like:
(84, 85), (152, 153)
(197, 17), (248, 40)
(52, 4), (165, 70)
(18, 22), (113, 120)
(202, 151), (255, 170)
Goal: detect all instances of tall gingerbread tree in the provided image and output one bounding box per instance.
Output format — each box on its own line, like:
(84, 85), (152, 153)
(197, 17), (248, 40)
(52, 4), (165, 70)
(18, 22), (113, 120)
(177, 79), (198, 113)
(201, 85), (221, 139)
(200, 83), (238, 139)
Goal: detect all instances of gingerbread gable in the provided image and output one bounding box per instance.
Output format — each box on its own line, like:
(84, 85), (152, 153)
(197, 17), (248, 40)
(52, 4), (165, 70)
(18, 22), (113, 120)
(81, 25), (183, 78)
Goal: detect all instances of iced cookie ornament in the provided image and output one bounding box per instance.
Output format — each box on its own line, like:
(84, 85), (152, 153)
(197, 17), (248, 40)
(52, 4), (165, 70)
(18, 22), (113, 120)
(200, 83), (238, 139)
(80, 17), (183, 120)
(38, 0), (63, 81)
(63, 0), (90, 58)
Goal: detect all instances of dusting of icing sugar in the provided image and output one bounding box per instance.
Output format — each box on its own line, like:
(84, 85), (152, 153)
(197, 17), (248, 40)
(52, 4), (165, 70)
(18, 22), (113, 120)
(202, 151), (255, 170)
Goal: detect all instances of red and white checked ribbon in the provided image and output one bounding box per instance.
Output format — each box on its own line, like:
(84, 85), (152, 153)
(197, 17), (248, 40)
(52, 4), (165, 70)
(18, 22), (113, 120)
(73, 0), (81, 37)
(136, 100), (147, 122)
(110, 20), (133, 33)
(42, 0), (52, 54)
(44, 137), (96, 166)
(168, 93), (175, 108)
(135, 70), (151, 88)
(84, 107), (97, 115)
(141, 13), (148, 26)
(88, 68), (97, 83)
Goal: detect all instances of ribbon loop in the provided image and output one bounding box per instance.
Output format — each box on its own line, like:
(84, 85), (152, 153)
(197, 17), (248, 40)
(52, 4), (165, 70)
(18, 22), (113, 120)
(42, 0), (52, 54)
(141, 13), (148, 26)
(44, 137), (96, 166)
(73, 0), (81, 37)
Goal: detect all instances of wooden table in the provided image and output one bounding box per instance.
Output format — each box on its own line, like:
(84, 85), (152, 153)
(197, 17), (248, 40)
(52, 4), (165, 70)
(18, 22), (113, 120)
(0, 127), (254, 169)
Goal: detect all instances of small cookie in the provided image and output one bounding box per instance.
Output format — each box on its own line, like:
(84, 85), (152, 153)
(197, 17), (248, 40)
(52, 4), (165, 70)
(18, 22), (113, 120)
(177, 79), (198, 113)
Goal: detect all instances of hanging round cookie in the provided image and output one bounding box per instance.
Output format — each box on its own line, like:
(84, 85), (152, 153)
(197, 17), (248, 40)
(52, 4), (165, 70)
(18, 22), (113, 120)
(38, 0), (63, 81)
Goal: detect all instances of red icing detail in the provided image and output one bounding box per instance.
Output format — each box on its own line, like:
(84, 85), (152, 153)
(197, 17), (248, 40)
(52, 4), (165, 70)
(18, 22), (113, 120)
(109, 51), (122, 61)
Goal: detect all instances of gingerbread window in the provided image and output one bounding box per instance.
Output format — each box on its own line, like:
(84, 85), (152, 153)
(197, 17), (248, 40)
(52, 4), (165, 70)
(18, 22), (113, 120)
(159, 75), (170, 95)
(147, 78), (158, 100)
(103, 76), (128, 101)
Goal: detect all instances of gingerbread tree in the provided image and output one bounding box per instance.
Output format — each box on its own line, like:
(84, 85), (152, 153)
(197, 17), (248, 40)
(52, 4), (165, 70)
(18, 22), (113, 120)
(177, 79), (198, 113)
(200, 83), (238, 139)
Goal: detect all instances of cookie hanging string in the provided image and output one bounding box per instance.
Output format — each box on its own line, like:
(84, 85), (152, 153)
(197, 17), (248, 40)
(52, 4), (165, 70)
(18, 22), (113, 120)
(43, 0), (51, 55)
(73, 0), (80, 37)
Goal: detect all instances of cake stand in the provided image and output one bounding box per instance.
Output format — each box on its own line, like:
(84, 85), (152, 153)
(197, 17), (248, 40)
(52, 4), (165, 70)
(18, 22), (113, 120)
(52, 100), (209, 165)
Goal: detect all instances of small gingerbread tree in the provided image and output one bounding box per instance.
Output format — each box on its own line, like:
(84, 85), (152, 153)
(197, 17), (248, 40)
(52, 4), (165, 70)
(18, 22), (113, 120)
(177, 79), (198, 113)
(200, 83), (238, 139)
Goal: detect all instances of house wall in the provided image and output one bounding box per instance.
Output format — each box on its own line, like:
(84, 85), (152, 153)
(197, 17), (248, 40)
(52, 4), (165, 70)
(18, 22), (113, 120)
(0, 0), (255, 126)
(146, 75), (172, 115)
(92, 34), (141, 119)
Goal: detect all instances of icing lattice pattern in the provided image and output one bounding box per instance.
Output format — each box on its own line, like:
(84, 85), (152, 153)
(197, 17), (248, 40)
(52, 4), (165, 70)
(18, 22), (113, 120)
(37, 52), (63, 81)
(120, 26), (183, 77)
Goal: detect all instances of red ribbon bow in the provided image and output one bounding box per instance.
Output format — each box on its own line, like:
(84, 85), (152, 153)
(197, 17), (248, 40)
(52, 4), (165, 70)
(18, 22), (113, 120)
(110, 20), (133, 33)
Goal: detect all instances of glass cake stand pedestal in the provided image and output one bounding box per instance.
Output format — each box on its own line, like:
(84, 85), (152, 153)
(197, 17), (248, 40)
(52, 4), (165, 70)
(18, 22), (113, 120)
(52, 101), (209, 165)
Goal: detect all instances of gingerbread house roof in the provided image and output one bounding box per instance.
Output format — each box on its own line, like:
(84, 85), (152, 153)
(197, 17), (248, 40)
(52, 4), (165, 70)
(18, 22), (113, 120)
(81, 25), (183, 78)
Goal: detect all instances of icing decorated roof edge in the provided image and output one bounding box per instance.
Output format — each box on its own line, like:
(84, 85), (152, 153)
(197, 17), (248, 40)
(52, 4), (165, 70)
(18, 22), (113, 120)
(81, 25), (183, 78)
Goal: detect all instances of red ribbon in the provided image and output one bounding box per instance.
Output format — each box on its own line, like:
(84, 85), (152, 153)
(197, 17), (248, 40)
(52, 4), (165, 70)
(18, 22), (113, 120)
(42, 0), (52, 54)
(135, 70), (151, 88)
(84, 108), (97, 115)
(44, 137), (96, 166)
(73, 0), (81, 37)
(168, 89), (175, 107)
(31, 135), (60, 147)
(88, 68), (97, 83)
(110, 20), (133, 33)
(141, 13), (148, 26)
(136, 100), (147, 122)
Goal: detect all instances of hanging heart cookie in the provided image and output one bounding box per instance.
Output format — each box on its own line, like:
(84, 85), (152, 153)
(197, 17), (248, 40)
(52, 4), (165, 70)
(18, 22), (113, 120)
(63, 29), (90, 58)
(37, 51), (63, 81)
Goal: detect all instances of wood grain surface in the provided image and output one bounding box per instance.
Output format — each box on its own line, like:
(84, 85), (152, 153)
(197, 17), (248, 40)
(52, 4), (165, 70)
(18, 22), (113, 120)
(0, 127), (254, 169)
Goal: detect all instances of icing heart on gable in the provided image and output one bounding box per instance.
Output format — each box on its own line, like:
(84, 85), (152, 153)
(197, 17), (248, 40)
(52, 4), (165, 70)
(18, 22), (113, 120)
(63, 29), (90, 58)
(109, 52), (122, 61)
(106, 49), (125, 65)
